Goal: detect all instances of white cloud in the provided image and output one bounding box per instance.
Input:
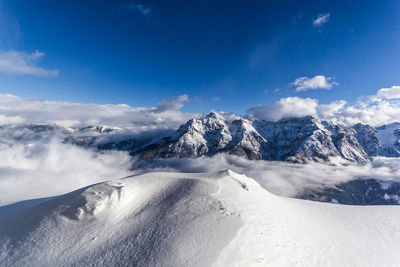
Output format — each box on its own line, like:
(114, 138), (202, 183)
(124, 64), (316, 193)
(154, 94), (189, 112)
(247, 97), (318, 121)
(312, 13), (331, 27)
(3, 84), (400, 135)
(315, 86), (400, 126)
(320, 98), (400, 126)
(0, 94), (196, 131)
(211, 97), (221, 102)
(4, 139), (400, 203)
(0, 114), (25, 125)
(0, 50), (58, 76)
(370, 86), (400, 101)
(0, 138), (132, 203)
(318, 100), (347, 119)
(132, 154), (400, 198)
(247, 85), (400, 126)
(293, 75), (338, 92)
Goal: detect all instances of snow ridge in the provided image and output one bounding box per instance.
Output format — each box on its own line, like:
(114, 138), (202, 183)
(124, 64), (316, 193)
(2, 170), (400, 266)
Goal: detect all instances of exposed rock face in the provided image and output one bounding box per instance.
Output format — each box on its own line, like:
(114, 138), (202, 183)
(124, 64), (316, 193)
(4, 112), (400, 163)
(253, 116), (369, 162)
(227, 118), (269, 160)
(136, 114), (400, 163)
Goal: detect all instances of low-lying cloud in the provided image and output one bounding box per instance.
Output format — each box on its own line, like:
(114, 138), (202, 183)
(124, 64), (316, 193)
(2, 134), (400, 204)
(131, 154), (400, 198)
(0, 94), (197, 131)
(0, 138), (132, 203)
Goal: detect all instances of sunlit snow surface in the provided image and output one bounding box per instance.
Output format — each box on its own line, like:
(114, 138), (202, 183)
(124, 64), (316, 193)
(1, 170), (400, 266)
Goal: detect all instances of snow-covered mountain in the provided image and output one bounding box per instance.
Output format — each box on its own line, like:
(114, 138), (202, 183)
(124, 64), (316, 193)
(2, 113), (400, 163)
(2, 170), (400, 266)
(0, 123), (162, 154)
(134, 113), (400, 163)
(136, 112), (270, 160)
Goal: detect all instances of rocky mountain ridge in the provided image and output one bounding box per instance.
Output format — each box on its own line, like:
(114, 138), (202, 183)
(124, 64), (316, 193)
(134, 112), (400, 163)
(2, 112), (400, 163)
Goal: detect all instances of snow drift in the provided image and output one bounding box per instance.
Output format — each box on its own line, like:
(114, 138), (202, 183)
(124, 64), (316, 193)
(1, 170), (400, 266)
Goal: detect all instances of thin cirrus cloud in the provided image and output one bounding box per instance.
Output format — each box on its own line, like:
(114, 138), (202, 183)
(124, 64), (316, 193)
(293, 75), (338, 92)
(312, 13), (331, 27)
(120, 2), (152, 16)
(0, 50), (58, 76)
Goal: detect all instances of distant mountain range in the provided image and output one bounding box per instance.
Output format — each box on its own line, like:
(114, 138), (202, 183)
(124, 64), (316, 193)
(133, 112), (400, 163)
(3, 112), (400, 164)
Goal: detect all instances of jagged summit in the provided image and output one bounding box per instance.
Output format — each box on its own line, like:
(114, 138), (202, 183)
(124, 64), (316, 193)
(203, 111), (223, 119)
(3, 114), (400, 163)
(135, 114), (400, 163)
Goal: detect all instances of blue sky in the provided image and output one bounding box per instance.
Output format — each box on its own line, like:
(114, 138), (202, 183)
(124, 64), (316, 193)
(0, 0), (400, 114)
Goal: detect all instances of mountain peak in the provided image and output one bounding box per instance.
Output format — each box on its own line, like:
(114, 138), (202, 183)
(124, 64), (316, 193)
(124, 114), (400, 163)
(204, 111), (223, 120)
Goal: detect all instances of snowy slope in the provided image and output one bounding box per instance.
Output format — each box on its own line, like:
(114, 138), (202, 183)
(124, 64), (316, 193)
(1, 171), (400, 266)
(376, 122), (400, 148)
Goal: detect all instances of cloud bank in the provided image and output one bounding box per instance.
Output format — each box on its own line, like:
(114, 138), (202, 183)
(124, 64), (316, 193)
(132, 154), (400, 198)
(2, 85), (400, 134)
(0, 50), (58, 76)
(4, 137), (400, 204)
(0, 94), (196, 131)
(0, 138), (132, 203)
(247, 85), (400, 126)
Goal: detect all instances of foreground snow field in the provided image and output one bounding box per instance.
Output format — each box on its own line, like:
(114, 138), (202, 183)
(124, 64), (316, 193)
(1, 170), (400, 266)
